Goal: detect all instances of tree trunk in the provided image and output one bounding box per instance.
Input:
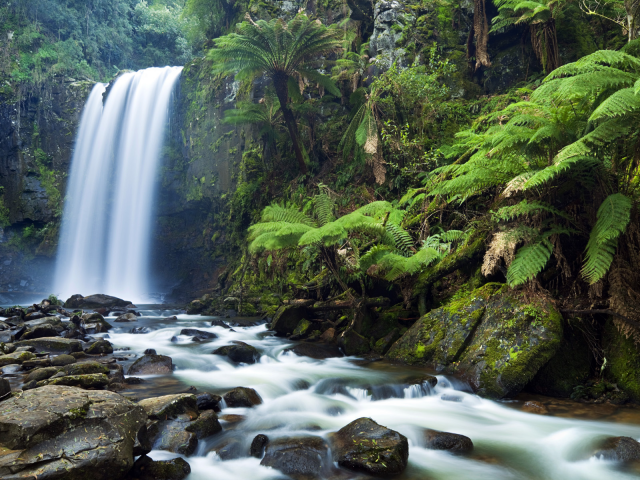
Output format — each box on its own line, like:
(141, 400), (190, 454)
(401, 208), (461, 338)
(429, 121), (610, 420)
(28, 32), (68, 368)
(530, 20), (560, 73)
(273, 73), (308, 174)
(625, 0), (639, 41)
(472, 0), (491, 70)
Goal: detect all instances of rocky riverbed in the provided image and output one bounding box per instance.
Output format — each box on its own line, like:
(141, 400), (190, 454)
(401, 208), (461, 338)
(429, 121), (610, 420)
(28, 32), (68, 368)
(2, 297), (640, 480)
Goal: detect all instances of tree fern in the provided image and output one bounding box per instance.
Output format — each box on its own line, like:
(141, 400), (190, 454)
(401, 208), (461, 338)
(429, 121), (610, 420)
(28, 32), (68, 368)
(506, 238), (554, 286)
(386, 222), (414, 256)
(260, 204), (316, 226)
(582, 193), (633, 284)
(313, 192), (336, 226)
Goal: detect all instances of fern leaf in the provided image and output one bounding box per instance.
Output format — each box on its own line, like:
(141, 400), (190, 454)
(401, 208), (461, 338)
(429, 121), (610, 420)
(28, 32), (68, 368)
(506, 238), (553, 286)
(386, 222), (414, 256)
(313, 193), (336, 226)
(589, 87), (640, 121)
(261, 205), (316, 226)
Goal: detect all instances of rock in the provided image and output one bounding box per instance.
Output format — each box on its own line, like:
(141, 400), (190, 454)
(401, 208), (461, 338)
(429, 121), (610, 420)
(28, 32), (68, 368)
(250, 434), (269, 458)
(44, 373), (109, 389)
(138, 393), (199, 419)
(185, 410), (222, 439)
(116, 312), (138, 322)
(25, 366), (59, 382)
(211, 319), (231, 328)
(64, 294), (131, 309)
(180, 328), (217, 340)
(284, 343), (343, 359)
(81, 312), (114, 332)
(386, 284), (563, 399)
(593, 436), (640, 461)
(522, 400), (549, 415)
(224, 387), (263, 408)
(372, 328), (401, 355)
(369, 0), (407, 69)
(16, 337), (83, 354)
(0, 385), (146, 479)
(602, 319), (640, 402)
(131, 326), (151, 334)
(291, 319), (313, 339)
(163, 316), (178, 321)
(62, 361), (110, 376)
(0, 331), (14, 344)
(271, 305), (310, 336)
(0, 343), (16, 354)
(143, 348), (157, 355)
(260, 436), (330, 478)
(331, 417), (409, 477)
(147, 417), (198, 455)
(86, 339), (114, 354)
(128, 354), (173, 375)
(423, 429), (473, 453)
(319, 328), (335, 343)
(0, 378), (10, 399)
(50, 354), (77, 366)
(339, 329), (371, 356)
(211, 437), (245, 460)
(19, 323), (64, 340)
(21, 357), (52, 369)
(213, 341), (260, 364)
(0, 350), (35, 366)
(196, 392), (222, 412)
(126, 455), (191, 480)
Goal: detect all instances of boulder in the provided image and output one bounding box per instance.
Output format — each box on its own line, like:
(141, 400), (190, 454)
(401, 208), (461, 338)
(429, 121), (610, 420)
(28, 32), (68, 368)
(143, 348), (157, 355)
(147, 417), (198, 455)
(260, 436), (330, 478)
(25, 366), (59, 383)
(213, 341), (260, 364)
(115, 313), (138, 322)
(0, 350), (35, 367)
(81, 312), (114, 332)
(285, 343), (343, 360)
(386, 284), (563, 399)
(128, 354), (173, 375)
(131, 327), (151, 334)
(0, 385), (146, 479)
(339, 329), (371, 356)
(0, 378), (10, 399)
(126, 455), (191, 480)
(86, 339), (114, 354)
(331, 417), (408, 477)
(250, 434), (269, 458)
(180, 328), (217, 340)
(271, 305), (309, 336)
(210, 437), (245, 460)
(196, 392), (222, 412)
(62, 361), (110, 376)
(224, 387), (263, 408)
(138, 394), (199, 419)
(19, 323), (64, 340)
(185, 410), (222, 439)
(593, 436), (640, 461)
(44, 373), (110, 389)
(51, 354), (77, 366)
(64, 294), (131, 309)
(211, 319), (231, 328)
(423, 429), (473, 454)
(16, 337), (83, 354)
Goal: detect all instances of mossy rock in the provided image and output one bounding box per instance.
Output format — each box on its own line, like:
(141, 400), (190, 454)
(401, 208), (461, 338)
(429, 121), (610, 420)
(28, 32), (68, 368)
(85, 339), (114, 355)
(339, 329), (371, 356)
(292, 319), (312, 337)
(43, 373), (109, 389)
(0, 351), (35, 366)
(271, 305), (309, 336)
(386, 284), (564, 399)
(16, 337), (83, 354)
(241, 302), (258, 316)
(603, 319), (640, 402)
(62, 361), (110, 376)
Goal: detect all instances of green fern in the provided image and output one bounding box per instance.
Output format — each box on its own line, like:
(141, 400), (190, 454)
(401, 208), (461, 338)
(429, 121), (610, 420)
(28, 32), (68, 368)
(506, 239), (553, 286)
(582, 193), (633, 284)
(313, 193), (336, 226)
(386, 222), (414, 256)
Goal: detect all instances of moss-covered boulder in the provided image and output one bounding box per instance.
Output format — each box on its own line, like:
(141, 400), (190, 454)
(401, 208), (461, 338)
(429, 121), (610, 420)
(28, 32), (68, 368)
(271, 305), (309, 336)
(81, 312), (114, 333)
(212, 341), (260, 364)
(260, 435), (330, 478)
(0, 350), (35, 366)
(126, 455), (191, 480)
(16, 337), (83, 354)
(339, 329), (371, 356)
(223, 387), (263, 408)
(139, 394), (198, 419)
(603, 319), (640, 403)
(64, 294), (131, 309)
(62, 361), (110, 376)
(86, 339), (114, 354)
(386, 284), (564, 399)
(43, 373), (109, 389)
(128, 354), (173, 375)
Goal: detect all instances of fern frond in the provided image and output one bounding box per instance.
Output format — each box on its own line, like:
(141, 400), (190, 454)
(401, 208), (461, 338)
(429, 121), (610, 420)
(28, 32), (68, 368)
(589, 87), (640, 121)
(506, 238), (553, 286)
(314, 193), (336, 226)
(493, 200), (569, 222)
(385, 222), (414, 256)
(261, 204), (316, 226)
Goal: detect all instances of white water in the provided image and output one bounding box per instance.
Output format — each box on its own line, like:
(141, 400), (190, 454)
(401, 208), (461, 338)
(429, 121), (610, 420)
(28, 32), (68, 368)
(54, 67), (182, 302)
(105, 313), (640, 480)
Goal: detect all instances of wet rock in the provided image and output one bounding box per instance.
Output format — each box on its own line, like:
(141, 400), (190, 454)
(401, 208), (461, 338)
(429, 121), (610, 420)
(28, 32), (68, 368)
(0, 385), (146, 479)
(185, 410), (222, 439)
(522, 400), (549, 415)
(319, 328), (335, 343)
(211, 437), (245, 459)
(43, 373), (110, 389)
(16, 337), (83, 354)
(64, 293), (131, 309)
(21, 357), (52, 369)
(0, 350), (35, 366)
(211, 319), (231, 328)
(0, 331), (14, 344)
(0, 378), (10, 399)
(19, 322), (64, 340)
(125, 377), (145, 384)
(147, 417), (198, 455)
(261, 436), (330, 478)
(86, 339), (114, 354)
(128, 354), (173, 375)
(131, 326), (151, 334)
(116, 312), (138, 322)
(143, 348), (157, 355)
(132, 424), (152, 456)
(593, 436), (640, 461)
(163, 315), (178, 321)
(223, 387), (263, 408)
(423, 429), (473, 454)
(213, 341), (260, 364)
(180, 328), (217, 339)
(284, 343), (343, 360)
(196, 392), (222, 412)
(251, 434), (269, 458)
(126, 454), (191, 480)
(331, 417), (409, 477)
(50, 354), (77, 366)
(25, 366), (59, 382)
(81, 312), (114, 333)
(372, 328), (401, 355)
(139, 393), (199, 419)
(62, 361), (110, 376)
(0, 343), (16, 354)
(386, 284), (563, 399)
(271, 305), (310, 336)
(339, 329), (371, 356)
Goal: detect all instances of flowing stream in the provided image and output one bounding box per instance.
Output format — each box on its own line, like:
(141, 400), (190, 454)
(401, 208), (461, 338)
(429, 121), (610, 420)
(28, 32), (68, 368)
(105, 310), (640, 480)
(54, 67), (182, 301)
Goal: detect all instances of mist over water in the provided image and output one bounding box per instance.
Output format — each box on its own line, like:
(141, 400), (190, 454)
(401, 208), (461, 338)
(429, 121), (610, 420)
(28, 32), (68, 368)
(54, 67), (182, 302)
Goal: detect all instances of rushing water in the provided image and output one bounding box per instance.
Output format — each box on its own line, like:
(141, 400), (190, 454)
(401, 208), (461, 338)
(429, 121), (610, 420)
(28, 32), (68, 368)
(104, 310), (640, 480)
(54, 67), (182, 302)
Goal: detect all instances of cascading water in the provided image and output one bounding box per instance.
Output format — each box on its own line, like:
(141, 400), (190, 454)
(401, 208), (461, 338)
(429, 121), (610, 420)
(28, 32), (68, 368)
(54, 67), (182, 301)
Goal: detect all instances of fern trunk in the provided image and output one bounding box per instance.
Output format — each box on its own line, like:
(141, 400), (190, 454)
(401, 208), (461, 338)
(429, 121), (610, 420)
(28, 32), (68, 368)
(530, 19), (560, 73)
(273, 72), (308, 174)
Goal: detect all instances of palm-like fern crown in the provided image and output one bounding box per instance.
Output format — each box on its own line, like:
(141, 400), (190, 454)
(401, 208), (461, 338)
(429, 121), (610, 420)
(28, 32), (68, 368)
(491, 0), (559, 32)
(209, 13), (342, 90)
(222, 93), (283, 139)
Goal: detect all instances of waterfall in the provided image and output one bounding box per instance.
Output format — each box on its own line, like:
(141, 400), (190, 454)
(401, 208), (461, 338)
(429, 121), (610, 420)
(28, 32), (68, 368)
(54, 67), (183, 302)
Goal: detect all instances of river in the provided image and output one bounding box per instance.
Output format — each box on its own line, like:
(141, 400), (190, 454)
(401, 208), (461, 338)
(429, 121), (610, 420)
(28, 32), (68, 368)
(105, 307), (640, 480)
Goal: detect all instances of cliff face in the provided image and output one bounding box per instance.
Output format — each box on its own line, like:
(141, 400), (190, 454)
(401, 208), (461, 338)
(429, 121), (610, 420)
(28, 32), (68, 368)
(0, 79), (92, 302)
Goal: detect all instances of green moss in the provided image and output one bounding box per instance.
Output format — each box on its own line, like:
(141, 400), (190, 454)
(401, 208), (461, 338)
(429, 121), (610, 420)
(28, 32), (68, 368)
(604, 319), (640, 402)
